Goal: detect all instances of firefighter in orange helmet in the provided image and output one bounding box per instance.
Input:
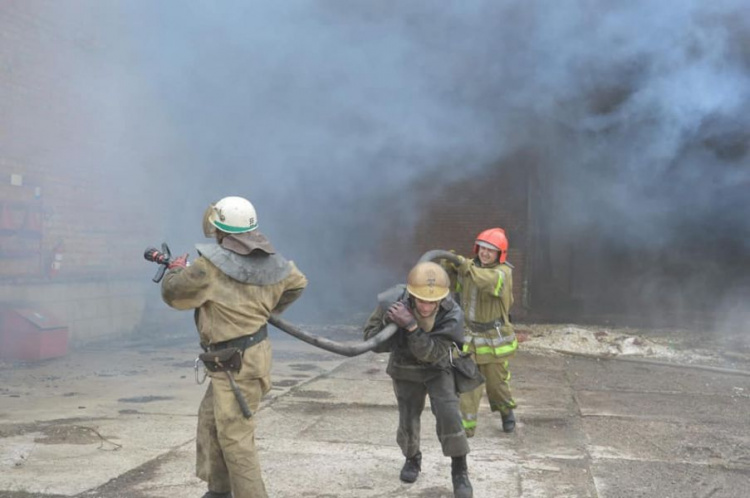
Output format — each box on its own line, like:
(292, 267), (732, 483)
(444, 228), (518, 436)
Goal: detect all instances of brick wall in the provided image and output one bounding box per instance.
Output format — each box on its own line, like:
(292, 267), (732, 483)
(379, 151), (534, 319)
(0, 2), (537, 346)
(0, 2), (166, 345)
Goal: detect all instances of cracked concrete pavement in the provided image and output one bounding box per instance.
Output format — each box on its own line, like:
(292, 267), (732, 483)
(1, 324), (749, 497)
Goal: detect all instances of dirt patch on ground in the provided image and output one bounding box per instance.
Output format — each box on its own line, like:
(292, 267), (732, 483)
(117, 395), (174, 403)
(0, 418), (100, 439)
(274, 379), (301, 387)
(34, 425), (104, 445)
(289, 363), (321, 372)
(288, 390), (333, 399)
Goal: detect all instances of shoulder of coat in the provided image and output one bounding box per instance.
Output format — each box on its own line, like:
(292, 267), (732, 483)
(440, 295), (455, 311)
(285, 259), (305, 274)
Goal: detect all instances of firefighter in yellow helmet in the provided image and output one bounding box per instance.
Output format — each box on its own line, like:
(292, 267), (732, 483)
(363, 261), (473, 498)
(444, 228), (518, 436)
(161, 196), (308, 498)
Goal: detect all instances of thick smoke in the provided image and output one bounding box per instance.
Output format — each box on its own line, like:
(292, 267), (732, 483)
(23, 1), (749, 327)
(523, 1), (750, 328)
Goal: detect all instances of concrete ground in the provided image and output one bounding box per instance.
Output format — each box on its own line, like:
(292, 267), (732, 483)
(1, 325), (749, 498)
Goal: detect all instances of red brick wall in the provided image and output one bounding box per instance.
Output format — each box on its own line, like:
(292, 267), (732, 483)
(380, 152), (534, 318)
(0, 2), (167, 344)
(0, 2), (157, 282)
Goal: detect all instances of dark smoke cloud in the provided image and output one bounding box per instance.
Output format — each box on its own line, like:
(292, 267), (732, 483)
(25, 1), (749, 326)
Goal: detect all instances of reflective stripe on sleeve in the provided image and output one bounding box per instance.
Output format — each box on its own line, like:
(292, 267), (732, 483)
(493, 270), (504, 297)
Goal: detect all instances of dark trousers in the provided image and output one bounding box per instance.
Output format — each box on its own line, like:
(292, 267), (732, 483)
(392, 370), (470, 458)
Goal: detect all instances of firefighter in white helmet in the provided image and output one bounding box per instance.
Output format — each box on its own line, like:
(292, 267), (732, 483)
(444, 227), (518, 436)
(161, 195), (308, 498)
(363, 261), (474, 498)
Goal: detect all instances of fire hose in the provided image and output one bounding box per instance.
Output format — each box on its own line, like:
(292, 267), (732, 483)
(144, 245), (460, 357)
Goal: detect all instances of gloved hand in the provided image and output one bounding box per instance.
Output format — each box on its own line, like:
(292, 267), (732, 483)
(440, 250), (458, 273)
(456, 255), (472, 275)
(168, 253), (189, 270)
(387, 301), (418, 331)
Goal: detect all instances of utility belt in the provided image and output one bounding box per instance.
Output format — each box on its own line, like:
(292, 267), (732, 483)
(194, 325), (268, 420)
(196, 326), (268, 377)
(467, 319), (505, 333)
(203, 325), (268, 353)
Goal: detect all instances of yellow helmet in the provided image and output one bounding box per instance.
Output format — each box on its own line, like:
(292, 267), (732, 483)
(406, 262), (450, 302)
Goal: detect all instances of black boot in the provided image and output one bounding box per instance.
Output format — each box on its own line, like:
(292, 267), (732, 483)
(201, 491), (231, 498)
(400, 451), (422, 483)
(501, 409), (516, 433)
(451, 456), (473, 498)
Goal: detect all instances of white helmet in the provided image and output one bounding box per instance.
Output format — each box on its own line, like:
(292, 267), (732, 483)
(208, 196), (258, 234)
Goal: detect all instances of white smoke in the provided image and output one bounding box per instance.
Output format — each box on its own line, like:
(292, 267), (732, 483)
(12, 0), (748, 322)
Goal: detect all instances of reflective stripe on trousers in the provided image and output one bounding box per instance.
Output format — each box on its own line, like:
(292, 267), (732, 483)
(463, 336), (517, 357)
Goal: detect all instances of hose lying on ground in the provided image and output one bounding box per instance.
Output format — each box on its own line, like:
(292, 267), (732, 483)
(267, 249), (460, 357)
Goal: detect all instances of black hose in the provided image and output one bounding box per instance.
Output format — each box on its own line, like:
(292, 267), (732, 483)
(269, 316), (396, 357)
(267, 249), (459, 357)
(418, 249), (460, 266)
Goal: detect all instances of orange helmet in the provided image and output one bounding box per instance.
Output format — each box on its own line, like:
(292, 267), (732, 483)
(473, 228), (508, 263)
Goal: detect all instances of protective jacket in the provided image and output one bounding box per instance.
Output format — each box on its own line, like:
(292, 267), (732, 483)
(455, 256), (517, 363)
(363, 284), (464, 383)
(162, 244), (307, 348)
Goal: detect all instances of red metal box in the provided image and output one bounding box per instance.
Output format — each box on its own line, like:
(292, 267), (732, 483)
(0, 308), (69, 360)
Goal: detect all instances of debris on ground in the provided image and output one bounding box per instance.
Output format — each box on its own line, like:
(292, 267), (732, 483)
(516, 323), (747, 369)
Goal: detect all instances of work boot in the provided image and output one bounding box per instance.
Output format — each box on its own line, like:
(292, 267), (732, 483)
(201, 491), (231, 498)
(451, 456), (473, 498)
(399, 451), (422, 483)
(501, 409), (516, 433)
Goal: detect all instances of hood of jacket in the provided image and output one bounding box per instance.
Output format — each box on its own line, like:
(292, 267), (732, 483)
(195, 243), (291, 285)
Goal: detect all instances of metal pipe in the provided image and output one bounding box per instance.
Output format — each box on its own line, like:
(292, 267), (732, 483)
(268, 249), (459, 357)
